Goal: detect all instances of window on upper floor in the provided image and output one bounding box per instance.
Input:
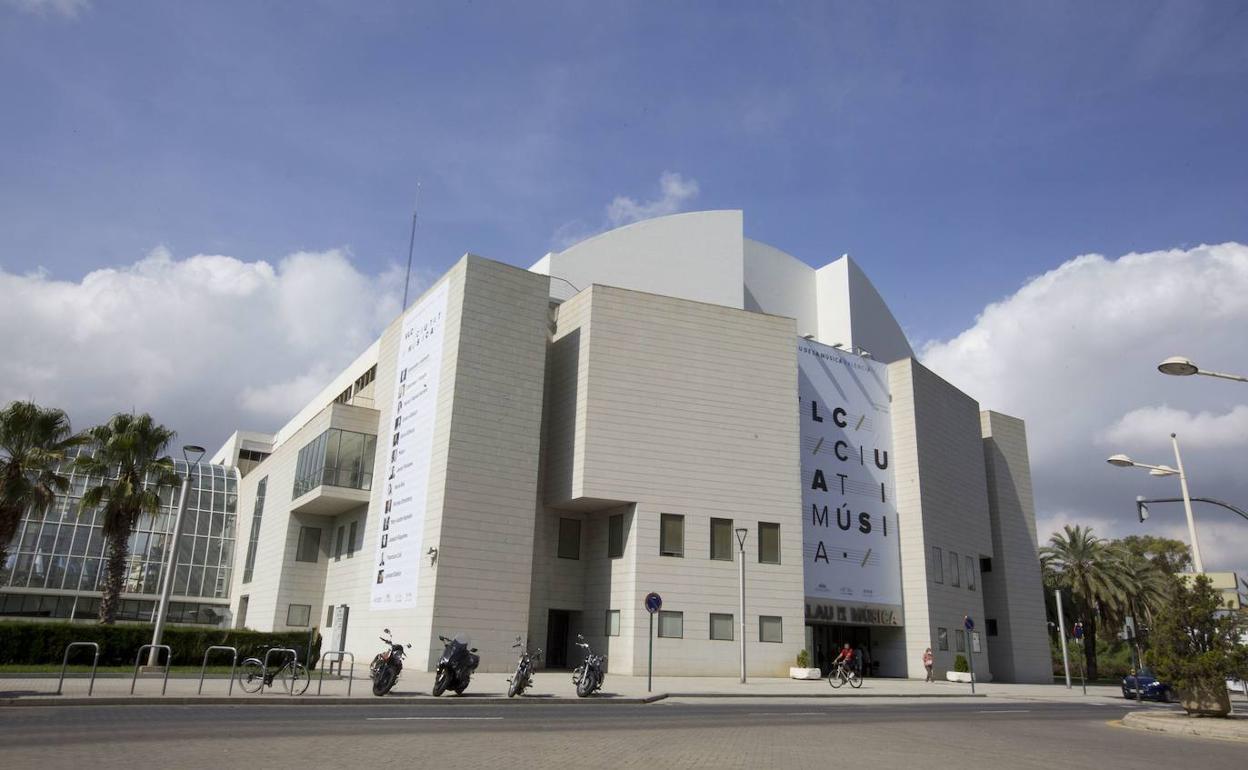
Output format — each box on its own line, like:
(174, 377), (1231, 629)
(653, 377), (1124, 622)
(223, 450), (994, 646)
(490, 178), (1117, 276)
(966, 555), (976, 590)
(949, 551), (961, 587)
(558, 517), (581, 560)
(931, 546), (943, 584)
(607, 514), (625, 559)
(296, 526), (322, 563)
(758, 522), (780, 564)
(660, 514), (684, 557)
(710, 518), (733, 561)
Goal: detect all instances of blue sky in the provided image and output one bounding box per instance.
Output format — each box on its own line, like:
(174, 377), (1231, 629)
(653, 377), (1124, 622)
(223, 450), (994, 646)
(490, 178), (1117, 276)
(3, 0), (1245, 341)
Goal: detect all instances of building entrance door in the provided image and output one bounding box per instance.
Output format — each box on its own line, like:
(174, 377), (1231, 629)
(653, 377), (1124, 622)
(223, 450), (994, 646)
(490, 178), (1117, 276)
(808, 623), (872, 676)
(546, 609), (571, 668)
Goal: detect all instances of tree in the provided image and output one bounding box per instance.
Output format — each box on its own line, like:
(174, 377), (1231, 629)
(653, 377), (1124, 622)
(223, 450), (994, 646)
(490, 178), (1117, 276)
(1041, 525), (1129, 680)
(76, 413), (181, 624)
(0, 401), (84, 573)
(1117, 534), (1192, 575)
(1150, 575), (1248, 715)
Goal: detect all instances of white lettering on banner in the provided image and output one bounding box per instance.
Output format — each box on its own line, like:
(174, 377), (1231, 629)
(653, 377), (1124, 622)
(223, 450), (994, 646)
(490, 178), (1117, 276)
(798, 339), (903, 622)
(372, 281), (449, 609)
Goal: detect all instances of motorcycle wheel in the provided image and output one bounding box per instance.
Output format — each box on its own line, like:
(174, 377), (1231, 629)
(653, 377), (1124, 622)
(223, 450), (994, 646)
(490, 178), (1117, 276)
(432, 667), (450, 697)
(508, 671), (524, 698)
(369, 654), (385, 680)
(576, 669), (597, 698)
(372, 667), (396, 696)
(454, 678), (468, 695)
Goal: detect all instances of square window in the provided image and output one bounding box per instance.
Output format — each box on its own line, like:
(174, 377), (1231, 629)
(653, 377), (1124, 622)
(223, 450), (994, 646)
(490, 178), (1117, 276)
(607, 514), (624, 559)
(931, 546), (943, 584)
(605, 609), (620, 637)
(660, 514), (684, 557)
(759, 615), (783, 643)
(657, 610), (683, 638)
(949, 551), (961, 587)
(986, 618), (998, 637)
(709, 613), (734, 641)
(965, 555), (976, 590)
(710, 518), (733, 561)
(296, 527), (322, 563)
(758, 522), (780, 564)
(286, 604), (311, 627)
(937, 627), (948, 651)
(558, 517), (581, 559)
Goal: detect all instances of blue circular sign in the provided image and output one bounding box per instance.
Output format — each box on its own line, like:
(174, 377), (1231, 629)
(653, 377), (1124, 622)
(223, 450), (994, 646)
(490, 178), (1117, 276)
(645, 592), (662, 614)
(963, 615), (974, 631)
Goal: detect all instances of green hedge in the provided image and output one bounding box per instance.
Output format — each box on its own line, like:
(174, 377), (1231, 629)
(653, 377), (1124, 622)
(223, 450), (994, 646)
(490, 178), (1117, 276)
(0, 621), (323, 668)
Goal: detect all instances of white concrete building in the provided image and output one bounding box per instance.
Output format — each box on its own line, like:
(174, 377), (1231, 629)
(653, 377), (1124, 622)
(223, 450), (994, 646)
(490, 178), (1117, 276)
(217, 211), (1051, 681)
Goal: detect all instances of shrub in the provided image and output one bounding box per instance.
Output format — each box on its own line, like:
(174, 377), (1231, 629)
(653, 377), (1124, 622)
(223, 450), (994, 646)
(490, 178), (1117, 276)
(0, 621), (323, 668)
(796, 649), (810, 668)
(953, 654), (969, 673)
(1150, 575), (1248, 700)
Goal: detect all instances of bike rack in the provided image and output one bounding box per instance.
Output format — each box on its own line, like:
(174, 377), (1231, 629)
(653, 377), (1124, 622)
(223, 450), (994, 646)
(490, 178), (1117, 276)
(130, 644), (173, 695)
(56, 642), (100, 696)
(197, 645), (239, 695)
(316, 651), (355, 696)
(260, 647), (298, 695)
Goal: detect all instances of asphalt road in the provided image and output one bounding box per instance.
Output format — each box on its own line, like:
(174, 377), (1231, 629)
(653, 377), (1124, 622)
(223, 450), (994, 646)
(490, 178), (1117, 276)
(0, 699), (1242, 768)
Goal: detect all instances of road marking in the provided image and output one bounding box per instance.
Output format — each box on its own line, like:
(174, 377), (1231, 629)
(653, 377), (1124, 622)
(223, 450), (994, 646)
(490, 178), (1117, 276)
(976, 709), (1030, 713)
(786, 712), (823, 716)
(366, 716), (504, 721)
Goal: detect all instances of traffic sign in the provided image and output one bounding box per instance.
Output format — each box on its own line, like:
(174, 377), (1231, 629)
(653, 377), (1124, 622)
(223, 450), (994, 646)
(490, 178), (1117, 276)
(963, 615), (974, 631)
(645, 592), (663, 614)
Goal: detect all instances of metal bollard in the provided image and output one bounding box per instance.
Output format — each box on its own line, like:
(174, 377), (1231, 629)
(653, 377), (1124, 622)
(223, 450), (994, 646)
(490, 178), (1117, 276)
(57, 642), (100, 696)
(317, 651), (355, 696)
(198, 646), (239, 695)
(131, 644), (173, 695)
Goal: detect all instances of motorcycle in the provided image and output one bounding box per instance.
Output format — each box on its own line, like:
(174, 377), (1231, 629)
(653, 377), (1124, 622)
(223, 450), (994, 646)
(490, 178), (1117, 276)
(432, 634), (479, 696)
(507, 635), (542, 698)
(370, 628), (411, 696)
(572, 634), (605, 697)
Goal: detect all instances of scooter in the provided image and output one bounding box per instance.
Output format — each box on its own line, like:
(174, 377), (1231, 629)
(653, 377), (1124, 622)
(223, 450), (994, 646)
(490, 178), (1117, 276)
(370, 628), (411, 696)
(432, 634), (479, 696)
(572, 634), (605, 697)
(507, 636), (542, 698)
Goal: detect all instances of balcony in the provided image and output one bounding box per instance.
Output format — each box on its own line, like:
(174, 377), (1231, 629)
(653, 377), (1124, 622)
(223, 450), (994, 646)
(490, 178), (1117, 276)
(291, 427), (377, 516)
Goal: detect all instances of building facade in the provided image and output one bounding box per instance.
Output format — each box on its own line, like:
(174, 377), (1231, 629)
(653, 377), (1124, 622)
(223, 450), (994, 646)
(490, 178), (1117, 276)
(215, 210), (1049, 681)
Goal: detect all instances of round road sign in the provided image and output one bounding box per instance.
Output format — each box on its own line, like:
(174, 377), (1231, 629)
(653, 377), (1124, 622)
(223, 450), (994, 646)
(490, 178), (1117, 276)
(963, 615), (974, 631)
(645, 592), (663, 614)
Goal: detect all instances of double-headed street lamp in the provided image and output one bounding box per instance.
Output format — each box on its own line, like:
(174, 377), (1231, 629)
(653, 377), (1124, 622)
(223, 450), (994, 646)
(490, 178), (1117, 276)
(148, 444), (206, 666)
(1107, 433), (1203, 573)
(1158, 356), (1248, 383)
(735, 527), (748, 685)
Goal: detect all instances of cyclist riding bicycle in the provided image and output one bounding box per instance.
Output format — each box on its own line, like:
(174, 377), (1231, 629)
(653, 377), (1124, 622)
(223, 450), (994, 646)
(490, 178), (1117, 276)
(834, 643), (854, 674)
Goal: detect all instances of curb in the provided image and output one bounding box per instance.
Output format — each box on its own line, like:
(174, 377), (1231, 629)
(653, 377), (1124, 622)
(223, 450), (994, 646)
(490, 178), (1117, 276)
(0, 694), (665, 707)
(1121, 711), (1248, 743)
(665, 692), (985, 699)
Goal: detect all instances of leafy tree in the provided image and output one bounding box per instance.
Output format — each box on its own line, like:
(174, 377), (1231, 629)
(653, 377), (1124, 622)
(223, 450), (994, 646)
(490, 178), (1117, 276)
(0, 402), (84, 572)
(1041, 525), (1130, 680)
(1150, 575), (1248, 714)
(1110, 545), (1174, 632)
(75, 413), (181, 624)
(1117, 534), (1192, 575)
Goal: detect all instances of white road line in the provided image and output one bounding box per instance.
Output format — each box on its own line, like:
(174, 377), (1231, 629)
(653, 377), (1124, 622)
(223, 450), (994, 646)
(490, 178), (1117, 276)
(977, 709), (1030, 713)
(366, 716), (504, 721)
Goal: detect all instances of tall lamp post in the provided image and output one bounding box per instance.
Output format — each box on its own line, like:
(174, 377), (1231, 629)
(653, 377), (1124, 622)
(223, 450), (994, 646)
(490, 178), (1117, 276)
(148, 444), (206, 666)
(1158, 356), (1248, 384)
(735, 527), (748, 685)
(1107, 434), (1204, 572)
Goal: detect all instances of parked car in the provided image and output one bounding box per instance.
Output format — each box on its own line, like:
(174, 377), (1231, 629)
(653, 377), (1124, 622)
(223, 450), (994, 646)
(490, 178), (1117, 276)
(1122, 668), (1175, 702)
(1227, 677), (1246, 694)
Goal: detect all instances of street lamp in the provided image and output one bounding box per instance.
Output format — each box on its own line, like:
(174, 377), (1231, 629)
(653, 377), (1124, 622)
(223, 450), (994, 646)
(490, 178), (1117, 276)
(1158, 356), (1248, 383)
(148, 444), (206, 666)
(735, 527), (748, 685)
(1106, 433), (1204, 572)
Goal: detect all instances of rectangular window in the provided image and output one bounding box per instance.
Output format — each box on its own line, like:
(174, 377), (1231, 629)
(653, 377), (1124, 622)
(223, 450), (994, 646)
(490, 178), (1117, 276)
(949, 551), (961, 587)
(931, 546), (943, 584)
(986, 618), (999, 637)
(658, 610), (683, 638)
(286, 604), (311, 627)
(758, 522), (780, 564)
(347, 521), (358, 557)
(605, 609), (620, 637)
(709, 613), (734, 641)
(937, 627), (949, 651)
(660, 514), (684, 557)
(955, 629), (966, 652)
(326, 605), (334, 627)
(607, 514), (624, 559)
(966, 556), (976, 590)
(557, 517), (581, 560)
(334, 526), (345, 561)
(759, 615), (783, 643)
(979, 557), (992, 573)
(296, 526), (322, 563)
(710, 517), (733, 561)
(241, 477), (267, 583)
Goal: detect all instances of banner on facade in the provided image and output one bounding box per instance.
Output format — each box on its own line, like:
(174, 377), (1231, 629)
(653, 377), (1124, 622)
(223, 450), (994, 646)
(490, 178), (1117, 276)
(372, 281), (450, 609)
(798, 339), (903, 623)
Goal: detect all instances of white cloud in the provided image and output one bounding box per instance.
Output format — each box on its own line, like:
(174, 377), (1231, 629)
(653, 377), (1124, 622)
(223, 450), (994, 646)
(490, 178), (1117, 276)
(3, 0), (89, 19)
(606, 171), (700, 228)
(922, 242), (1248, 573)
(0, 246), (403, 451)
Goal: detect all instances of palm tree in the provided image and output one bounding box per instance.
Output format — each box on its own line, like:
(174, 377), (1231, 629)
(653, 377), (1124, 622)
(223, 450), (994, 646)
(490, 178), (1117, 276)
(76, 413), (181, 624)
(0, 401), (84, 574)
(1110, 545), (1173, 631)
(1041, 525), (1129, 680)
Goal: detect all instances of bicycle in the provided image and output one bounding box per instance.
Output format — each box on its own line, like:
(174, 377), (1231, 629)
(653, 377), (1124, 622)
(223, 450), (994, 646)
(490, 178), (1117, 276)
(827, 660), (862, 689)
(238, 648), (310, 695)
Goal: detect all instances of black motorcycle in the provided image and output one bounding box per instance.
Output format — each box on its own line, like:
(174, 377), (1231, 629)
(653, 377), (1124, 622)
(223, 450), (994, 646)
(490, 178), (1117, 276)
(370, 628), (411, 696)
(507, 635), (542, 698)
(432, 634), (479, 696)
(572, 634), (605, 697)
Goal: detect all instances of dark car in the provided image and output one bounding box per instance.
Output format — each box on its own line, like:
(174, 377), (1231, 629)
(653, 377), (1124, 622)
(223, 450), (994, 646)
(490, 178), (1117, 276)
(1122, 668), (1175, 702)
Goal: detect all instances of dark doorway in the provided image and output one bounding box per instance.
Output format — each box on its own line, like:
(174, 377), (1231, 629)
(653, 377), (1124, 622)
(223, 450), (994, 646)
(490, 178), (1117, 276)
(809, 623), (873, 676)
(546, 609), (571, 668)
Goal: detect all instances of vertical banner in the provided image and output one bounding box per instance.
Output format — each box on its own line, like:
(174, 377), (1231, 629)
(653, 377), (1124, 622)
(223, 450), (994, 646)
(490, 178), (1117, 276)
(372, 281), (450, 609)
(798, 338), (903, 625)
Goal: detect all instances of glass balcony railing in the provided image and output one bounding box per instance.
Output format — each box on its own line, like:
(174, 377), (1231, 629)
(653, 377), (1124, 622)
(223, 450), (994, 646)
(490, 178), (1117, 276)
(292, 428), (377, 499)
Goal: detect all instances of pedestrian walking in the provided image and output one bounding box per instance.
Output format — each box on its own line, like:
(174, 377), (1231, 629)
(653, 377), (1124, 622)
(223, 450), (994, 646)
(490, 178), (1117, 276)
(923, 647), (934, 682)
(853, 646), (864, 676)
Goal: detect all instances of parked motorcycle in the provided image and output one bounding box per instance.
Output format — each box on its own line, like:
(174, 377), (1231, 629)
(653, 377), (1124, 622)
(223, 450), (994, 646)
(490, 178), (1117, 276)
(507, 636), (542, 698)
(432, 634), (479, 696)
(572, 634), (605, 697)
(370, 628), (411, 696)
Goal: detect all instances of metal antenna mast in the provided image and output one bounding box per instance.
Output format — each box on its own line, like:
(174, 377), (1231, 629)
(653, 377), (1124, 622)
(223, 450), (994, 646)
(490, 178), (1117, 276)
(402, 182), (421, 310)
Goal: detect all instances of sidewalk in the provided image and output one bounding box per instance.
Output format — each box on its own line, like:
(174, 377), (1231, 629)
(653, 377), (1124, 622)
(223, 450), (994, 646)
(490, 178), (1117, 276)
(0, 669), (1130, 706)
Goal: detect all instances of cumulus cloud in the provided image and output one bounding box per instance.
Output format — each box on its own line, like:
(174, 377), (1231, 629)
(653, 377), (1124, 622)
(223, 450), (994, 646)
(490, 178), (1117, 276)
(922, 242), (1248, 573)
(0, 247), (403, 451)
(553, 171), (701, 249)
(3, 0), (89, 19)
